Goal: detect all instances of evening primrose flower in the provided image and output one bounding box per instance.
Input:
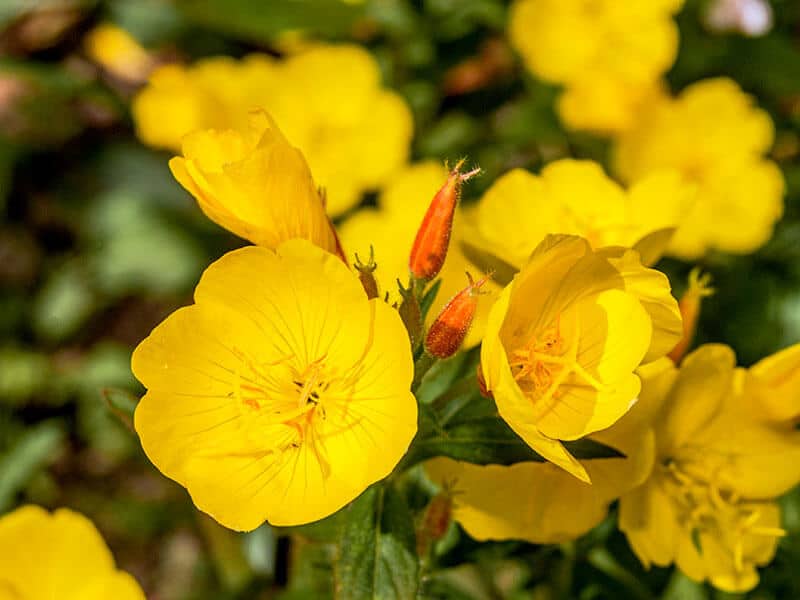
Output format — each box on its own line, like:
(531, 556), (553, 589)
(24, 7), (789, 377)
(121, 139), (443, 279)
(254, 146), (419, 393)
(481, 235), (682, 481)
(133, 44), (413, 216)
(508, 0), (684, 133)
(620, 345), (800, 592)
(0, 505), (145, 599)
(169, 112), (338, 253)
(614, 77), (784, 258)
(470, 160), (694, 268)
(339, 161), (498, 347)
(131, 239), (416, 530)
(426, 379), (657, 543)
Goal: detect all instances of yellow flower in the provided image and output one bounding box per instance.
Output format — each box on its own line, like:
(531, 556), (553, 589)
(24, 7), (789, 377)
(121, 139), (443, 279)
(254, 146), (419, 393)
(557, 77), (667, 135)
(508, 0), (684, 133)
(614, 77), (784, 258)
(746, 342), (800, 423)
(338, 161), (497, 347)
(425, 387), (656, 543)
(0, 505), (145, 599)
(133, 44), (413, 216)
(620, 345), (800, 592)
(470, 159), (694, 268)
(481, 235), (682, 481)
(132, 239), (417, 530)
(169, 112), (338, 253)
(84, 23), (154, 83)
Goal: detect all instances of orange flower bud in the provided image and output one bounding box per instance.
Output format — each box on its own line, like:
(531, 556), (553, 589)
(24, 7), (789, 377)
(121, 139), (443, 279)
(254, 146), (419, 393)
(668, 268), (715, 364)
(425, 273), (489, 359)
(409, 160), (480, 280)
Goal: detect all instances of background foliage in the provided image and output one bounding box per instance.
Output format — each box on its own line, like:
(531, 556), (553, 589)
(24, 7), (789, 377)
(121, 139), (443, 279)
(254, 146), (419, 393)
(1, 0), (799, 598)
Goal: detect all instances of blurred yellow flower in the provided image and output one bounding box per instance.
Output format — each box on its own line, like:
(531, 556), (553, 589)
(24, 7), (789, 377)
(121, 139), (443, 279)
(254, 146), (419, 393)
(169, 112), (338, 253)
(338, 161), (497, 347)
(614, 77), (784, 258)
(620, 345), (800, 592)
(746, 342), (800, 423)
(84, 23), (154, 83)
(508, 0), (684, 133)
(481, 235), (682, 481)
(132, 239), (416, 530)
(470, 159), (694, 268)
(133, 44), (413, 216)
(0, 505), (145, 599)
(426, 381), (657, 543)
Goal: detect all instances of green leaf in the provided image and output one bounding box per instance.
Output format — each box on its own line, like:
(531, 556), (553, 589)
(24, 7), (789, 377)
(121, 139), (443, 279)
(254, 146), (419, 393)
(176, 0), (364, 42)
(101, 387), (139, 430)
(0, 420), (64, 511)
(0, 347), (50, 405)
(335, 485), (419, 600)
(419, 278), (442, 322)
(459, 241), (518, 287)
(663, 570), (708, 600)
(401, 412), (624, 469)
(416, 348), (479, 405)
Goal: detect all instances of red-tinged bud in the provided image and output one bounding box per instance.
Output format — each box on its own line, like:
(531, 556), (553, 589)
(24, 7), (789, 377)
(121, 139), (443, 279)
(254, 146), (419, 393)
(416, 489), (454, 557)
(668, 268), (715, 364)
(425, 273), (489, 359)
(354, 246), (379, 299)
(409, 160), (480, 280)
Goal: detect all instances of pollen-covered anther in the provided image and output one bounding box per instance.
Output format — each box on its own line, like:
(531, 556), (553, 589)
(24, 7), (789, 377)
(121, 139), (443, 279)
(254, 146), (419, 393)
(509, 313), (613, 410)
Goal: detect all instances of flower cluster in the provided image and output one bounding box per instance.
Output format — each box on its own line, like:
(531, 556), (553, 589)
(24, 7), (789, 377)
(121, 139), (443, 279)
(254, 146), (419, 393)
(3, 4), (798, 598)
(133, 43), (413, 216)
(508, 3), (784, 259)
(508, 0), (685, 134)
(614, 78), (785, 258)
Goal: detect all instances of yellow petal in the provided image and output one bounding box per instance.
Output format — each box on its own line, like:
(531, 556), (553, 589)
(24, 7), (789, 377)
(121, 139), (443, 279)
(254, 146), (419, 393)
(0, 506), (144, 599)
(619, 479), (679, 568)
(656, 344), (736, 454)
(426, 459), (605, 543)
(748, 342), (800, 422)
(534, 289), (650, 440)
(599, 247), (682, 362)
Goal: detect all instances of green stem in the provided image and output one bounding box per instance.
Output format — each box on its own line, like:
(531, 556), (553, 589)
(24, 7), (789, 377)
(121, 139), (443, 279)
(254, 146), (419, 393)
(586, 547), (653, 600)
(412, 352), (438, 392)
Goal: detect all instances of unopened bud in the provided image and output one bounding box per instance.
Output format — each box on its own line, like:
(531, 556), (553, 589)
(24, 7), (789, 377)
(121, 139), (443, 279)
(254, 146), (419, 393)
(416, 488), (454, 557)
(409, 160), (480, 281)
(398, 280), (423, 349)
(425, 273), (489, 359)
(668, 268), (714, 364)
(354, 246), (379, 299)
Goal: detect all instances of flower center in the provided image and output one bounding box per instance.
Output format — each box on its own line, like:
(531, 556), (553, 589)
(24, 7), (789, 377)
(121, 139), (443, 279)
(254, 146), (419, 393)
(230, 348), (335, 435)
(660, 457), (785, 572)
(508, 313), (608, 416)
